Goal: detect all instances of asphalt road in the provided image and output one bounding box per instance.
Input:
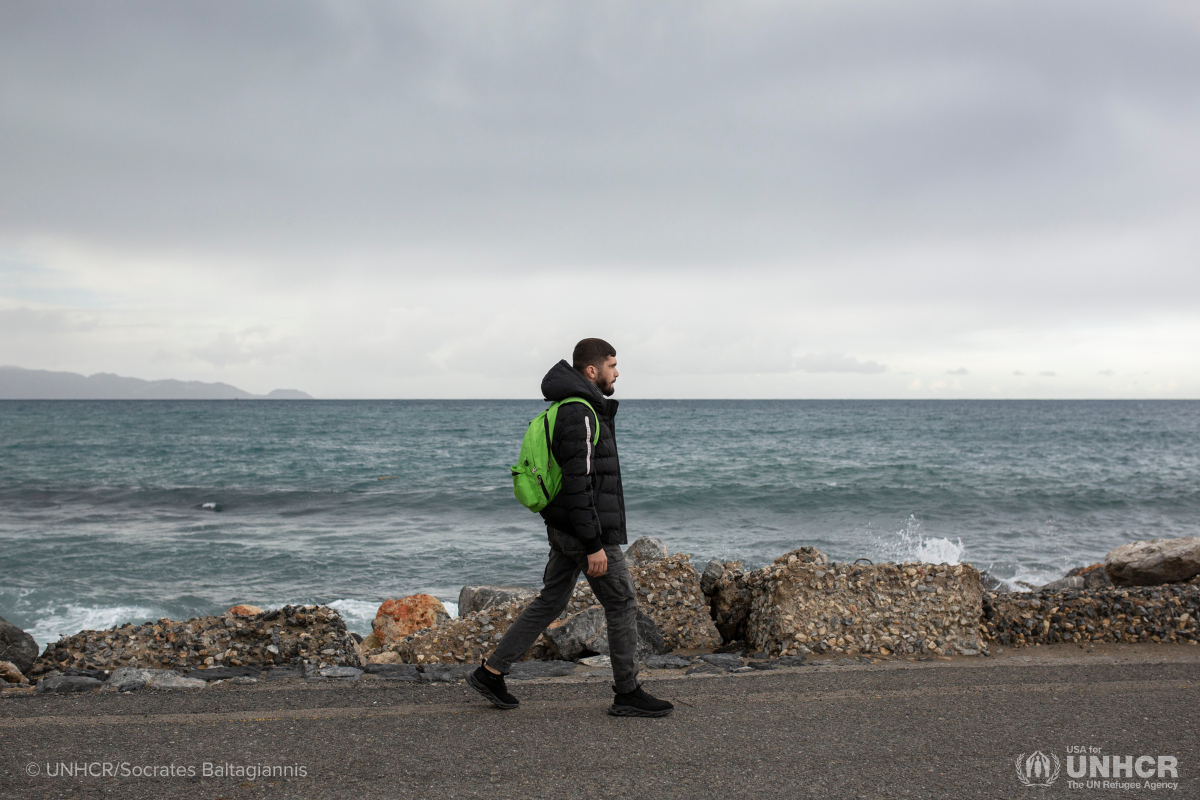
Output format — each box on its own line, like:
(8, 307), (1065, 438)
(3, 648), (1198, 800)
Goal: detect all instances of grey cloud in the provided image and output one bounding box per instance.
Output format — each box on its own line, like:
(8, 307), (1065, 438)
(793, 353), (886, 374)
(946, 367), (969, 375)
(1, 2), (1197, 398)
(1013, 371), (1025, 376)
(1098, 369), (1115, 376)
(2, 0), (1198, 292)
(1039, 371), (1057, 377)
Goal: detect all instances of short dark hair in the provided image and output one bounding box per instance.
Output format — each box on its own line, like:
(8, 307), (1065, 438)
(572, 338), (616, 372)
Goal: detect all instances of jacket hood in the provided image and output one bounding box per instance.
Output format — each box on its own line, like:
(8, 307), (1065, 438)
(541, 359), (607, 409)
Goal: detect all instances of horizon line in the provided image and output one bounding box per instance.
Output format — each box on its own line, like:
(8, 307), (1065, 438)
(1, 397), (1196, 402)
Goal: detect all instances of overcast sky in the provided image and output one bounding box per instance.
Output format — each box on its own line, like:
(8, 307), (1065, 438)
(1, 0), (1197, 398)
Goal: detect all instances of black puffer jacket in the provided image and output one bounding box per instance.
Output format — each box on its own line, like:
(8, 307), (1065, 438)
(538, 360), (627, 555)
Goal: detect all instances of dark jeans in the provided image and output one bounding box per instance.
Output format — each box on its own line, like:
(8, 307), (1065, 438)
(485, 527), (640, 693)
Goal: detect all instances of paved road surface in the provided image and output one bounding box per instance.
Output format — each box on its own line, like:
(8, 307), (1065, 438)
(3, 650), (1197, 799)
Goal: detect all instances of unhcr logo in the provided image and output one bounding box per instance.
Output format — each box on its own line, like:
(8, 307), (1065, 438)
(1013, 748), (1181, 791)
(1015, 751), (1061, 787)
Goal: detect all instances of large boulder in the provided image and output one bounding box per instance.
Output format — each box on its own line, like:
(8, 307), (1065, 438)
(744, 560), (985, 658)
(544, 607), (666, 660)
(372, 595), (450, 646)
(564, 552), (721, 652)
(1105, 538), (1200, 586)
(543, 607), (605, 660)
(29, 605), (361, 678)
(457, 586), (537, 616)
(624, 536), (668, 567)
(0, 616), (38, 675)
(0, 660), (29, 684)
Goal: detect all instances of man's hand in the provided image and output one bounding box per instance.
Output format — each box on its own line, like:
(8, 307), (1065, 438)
(586, 549), (608, 577)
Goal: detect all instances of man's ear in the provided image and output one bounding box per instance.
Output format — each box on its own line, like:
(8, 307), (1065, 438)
(584, 364), (598, 381)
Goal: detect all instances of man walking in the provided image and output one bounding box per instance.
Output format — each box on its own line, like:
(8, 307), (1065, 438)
(467, 338), (674, 717)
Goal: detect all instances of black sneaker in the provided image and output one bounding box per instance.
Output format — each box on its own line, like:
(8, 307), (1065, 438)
(467, 660), (519, 710)
(609, 684), (674, 717)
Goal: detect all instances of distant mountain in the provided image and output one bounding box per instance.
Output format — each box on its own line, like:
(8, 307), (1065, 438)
(0, 366), (313, 400)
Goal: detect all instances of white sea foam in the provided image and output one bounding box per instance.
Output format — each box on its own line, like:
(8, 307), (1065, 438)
(911, 536), (966, 565)
(999, 567), (1066, 593)
(324, 599), (381, 636)
(875, 515), (965, 565)
(24, 604), (163, 651)
(873, 516), (1085, 590)
(23, 597), (460, 651)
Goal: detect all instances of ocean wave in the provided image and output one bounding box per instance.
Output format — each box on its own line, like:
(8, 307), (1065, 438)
(4, 399), (1198, 646)
(326, 599), (384, 636)
(23, 604), (163, 651)
(13, 597), (467, 652)
(870, 515), (965, 566)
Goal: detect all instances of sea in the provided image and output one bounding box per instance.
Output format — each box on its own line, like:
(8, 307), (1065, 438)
(2, 400), (1198, 650)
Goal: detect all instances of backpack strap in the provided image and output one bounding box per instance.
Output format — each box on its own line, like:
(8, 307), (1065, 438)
(549, 397), (601, 446)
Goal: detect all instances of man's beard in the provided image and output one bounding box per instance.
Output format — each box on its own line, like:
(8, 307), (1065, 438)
(598, 378), (616, 397)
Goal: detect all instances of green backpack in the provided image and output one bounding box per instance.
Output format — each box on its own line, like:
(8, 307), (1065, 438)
(511, 398), (600, 512)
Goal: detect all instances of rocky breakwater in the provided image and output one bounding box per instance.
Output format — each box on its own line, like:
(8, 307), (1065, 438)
(711, 548), (986, 658)
(375, 537), (720, 665)
(983, 536), (1200, 648)
(28, 605), (362, 678)
(749, 555), (985, 657)
(983, 583), (1200, 647)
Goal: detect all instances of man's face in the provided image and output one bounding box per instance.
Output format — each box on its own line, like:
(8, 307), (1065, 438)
(587, 356), (619, 397)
